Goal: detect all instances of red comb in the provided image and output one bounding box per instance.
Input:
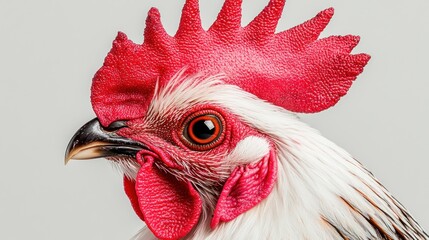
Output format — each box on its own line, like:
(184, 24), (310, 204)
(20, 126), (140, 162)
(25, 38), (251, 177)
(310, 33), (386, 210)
(91, 0), (370, 126)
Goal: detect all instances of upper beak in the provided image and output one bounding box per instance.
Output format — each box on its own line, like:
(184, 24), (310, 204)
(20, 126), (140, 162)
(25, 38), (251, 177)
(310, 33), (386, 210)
(65, 118), (145, 164)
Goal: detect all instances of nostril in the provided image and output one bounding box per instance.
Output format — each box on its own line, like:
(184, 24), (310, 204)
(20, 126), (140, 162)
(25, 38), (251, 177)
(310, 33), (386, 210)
(136, 148), (184, 170)
(105, 120), (128, 131)
(136, 149), (158, 166)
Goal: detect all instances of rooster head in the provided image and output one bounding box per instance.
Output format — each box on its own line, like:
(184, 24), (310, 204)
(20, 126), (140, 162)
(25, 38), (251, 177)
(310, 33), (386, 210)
(65, 0), (370, 239)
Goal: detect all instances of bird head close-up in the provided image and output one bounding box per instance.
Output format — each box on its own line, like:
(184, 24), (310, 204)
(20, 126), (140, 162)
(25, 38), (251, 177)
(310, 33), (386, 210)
(63, 0), (428, 239)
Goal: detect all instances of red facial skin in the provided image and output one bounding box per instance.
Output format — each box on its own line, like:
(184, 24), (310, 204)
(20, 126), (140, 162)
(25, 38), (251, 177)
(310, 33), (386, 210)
(117, 105), (277, 240)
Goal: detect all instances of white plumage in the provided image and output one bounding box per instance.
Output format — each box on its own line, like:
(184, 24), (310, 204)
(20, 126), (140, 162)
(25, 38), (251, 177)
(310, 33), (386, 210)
(113, 73), (428, 239)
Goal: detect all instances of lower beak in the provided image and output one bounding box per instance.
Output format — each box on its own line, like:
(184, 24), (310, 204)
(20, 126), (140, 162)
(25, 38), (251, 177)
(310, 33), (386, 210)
(65, 118), (144, 164)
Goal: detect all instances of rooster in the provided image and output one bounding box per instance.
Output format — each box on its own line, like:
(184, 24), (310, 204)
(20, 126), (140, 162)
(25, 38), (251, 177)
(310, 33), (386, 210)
(65, 0), (428, 239)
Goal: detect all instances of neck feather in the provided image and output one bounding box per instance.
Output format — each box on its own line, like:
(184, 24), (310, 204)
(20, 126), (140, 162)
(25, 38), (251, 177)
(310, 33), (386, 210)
(132, 76), (427, 239)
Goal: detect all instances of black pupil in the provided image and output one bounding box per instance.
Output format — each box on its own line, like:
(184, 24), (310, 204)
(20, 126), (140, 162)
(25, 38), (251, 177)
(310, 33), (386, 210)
(192, 119), (216, 140)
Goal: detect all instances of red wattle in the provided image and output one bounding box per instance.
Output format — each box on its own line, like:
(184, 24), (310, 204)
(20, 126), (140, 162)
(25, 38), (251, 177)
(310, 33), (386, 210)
(123, 177), (144, 221)
(135, 158), (202, 240)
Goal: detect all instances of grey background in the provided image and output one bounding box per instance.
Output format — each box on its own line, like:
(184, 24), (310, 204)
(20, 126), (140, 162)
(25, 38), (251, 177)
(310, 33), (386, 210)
(0, 0), (428, 239)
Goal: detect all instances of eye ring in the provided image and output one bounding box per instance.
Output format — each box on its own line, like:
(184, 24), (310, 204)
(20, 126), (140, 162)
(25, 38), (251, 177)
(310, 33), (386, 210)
(181, 110), (225, 151)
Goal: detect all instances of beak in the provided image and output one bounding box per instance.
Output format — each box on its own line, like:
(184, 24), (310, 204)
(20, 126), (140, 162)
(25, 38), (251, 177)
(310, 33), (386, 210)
(65, 118), (145, 164)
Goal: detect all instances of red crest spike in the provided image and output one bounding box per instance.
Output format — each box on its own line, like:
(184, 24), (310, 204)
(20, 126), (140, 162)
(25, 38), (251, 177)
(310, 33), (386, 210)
(176, 0), (203, 39)
(91, 0), (370, 127)
(245, 0), (286, 41)
(144, 8), (172, 47)
(277, 8), (334, 50)
(209, 0), (242, 37)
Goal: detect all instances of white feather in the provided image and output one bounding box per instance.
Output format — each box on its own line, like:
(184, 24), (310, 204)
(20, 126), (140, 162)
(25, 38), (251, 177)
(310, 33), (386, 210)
(224, 136), (270, 165)
(126, 73), (427, 240)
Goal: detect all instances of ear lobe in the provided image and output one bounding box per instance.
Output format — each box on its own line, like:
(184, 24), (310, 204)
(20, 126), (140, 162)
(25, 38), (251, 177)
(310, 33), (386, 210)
(211, 149), (277, 228)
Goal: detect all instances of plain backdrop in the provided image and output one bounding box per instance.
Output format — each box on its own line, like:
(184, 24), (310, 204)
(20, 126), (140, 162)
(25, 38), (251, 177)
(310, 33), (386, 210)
(0, 0), (428, 239)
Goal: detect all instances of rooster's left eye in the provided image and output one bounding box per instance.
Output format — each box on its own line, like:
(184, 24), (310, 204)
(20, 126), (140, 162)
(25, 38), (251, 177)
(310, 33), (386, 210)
(181, 111), (224, 150)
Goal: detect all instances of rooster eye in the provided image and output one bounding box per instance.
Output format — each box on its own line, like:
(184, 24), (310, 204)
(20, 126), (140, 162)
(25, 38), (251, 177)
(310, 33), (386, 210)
(188, 115), (221, 143)
(182, 111), (224, 150)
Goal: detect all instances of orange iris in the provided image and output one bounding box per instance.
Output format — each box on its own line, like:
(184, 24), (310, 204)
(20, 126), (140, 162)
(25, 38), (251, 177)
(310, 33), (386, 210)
(187, 115), (221, 145)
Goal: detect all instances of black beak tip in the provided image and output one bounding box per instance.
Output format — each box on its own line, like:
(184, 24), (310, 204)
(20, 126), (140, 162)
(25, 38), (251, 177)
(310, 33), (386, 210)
(64, 118), (145, 164)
